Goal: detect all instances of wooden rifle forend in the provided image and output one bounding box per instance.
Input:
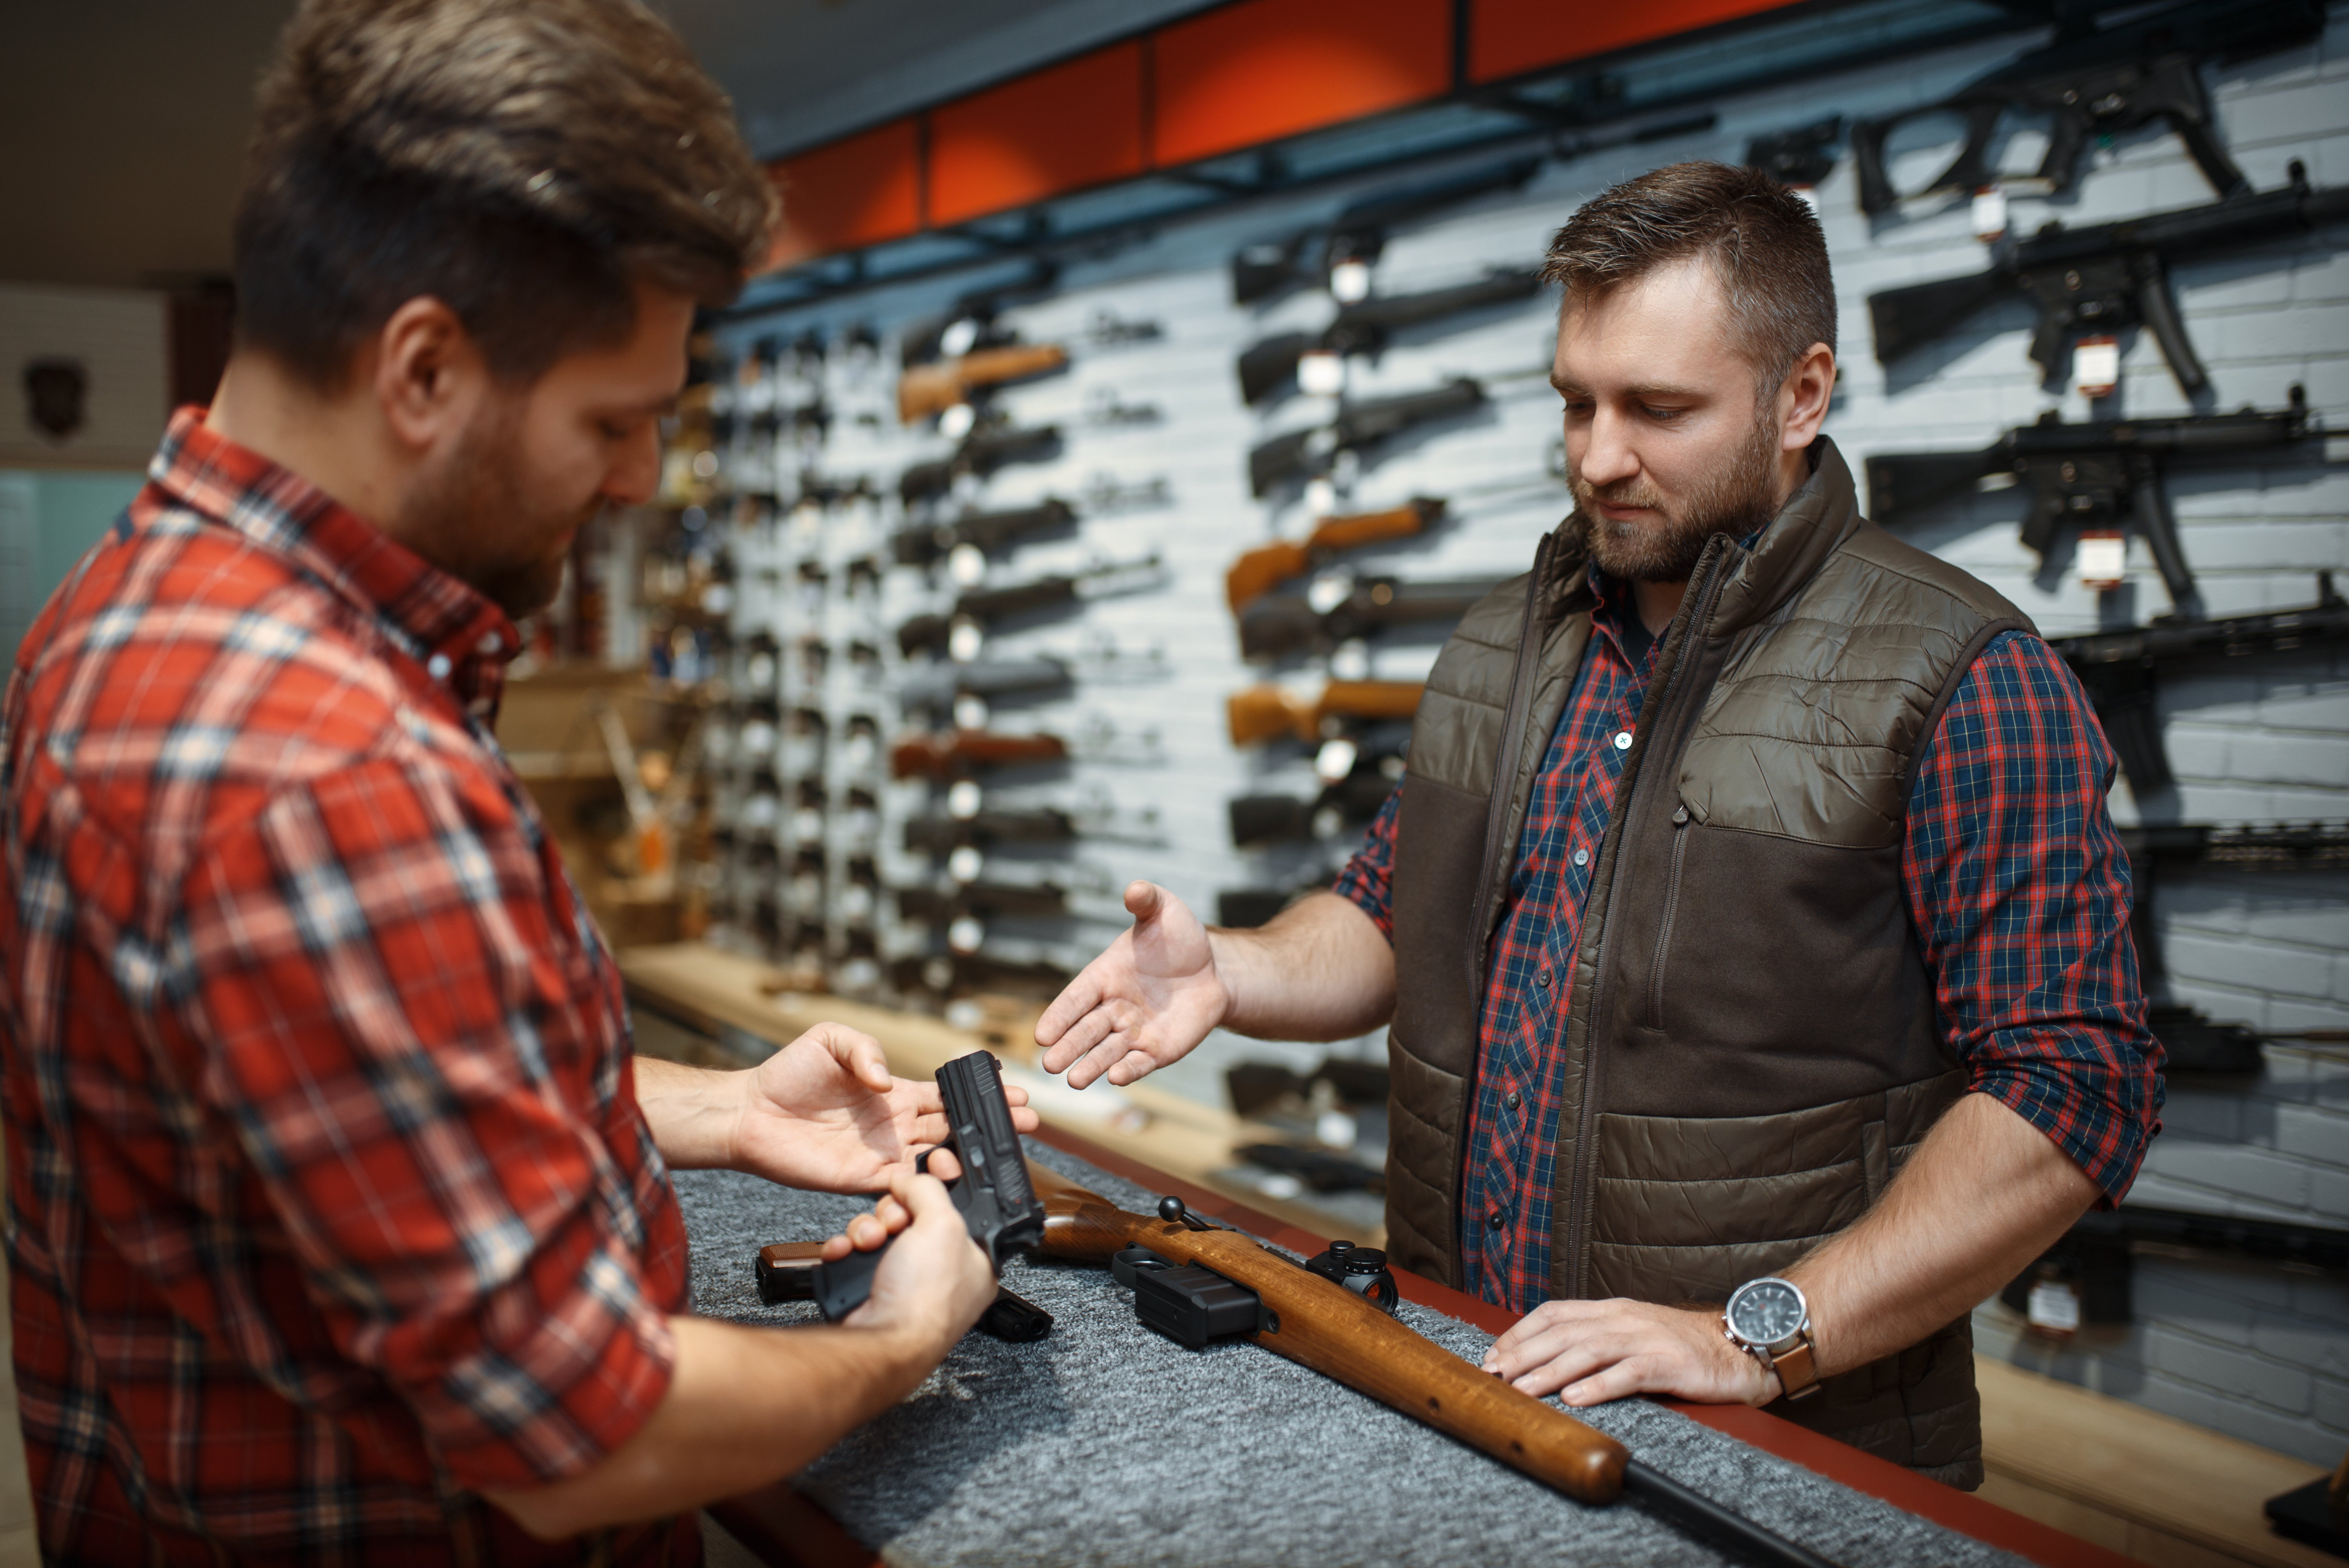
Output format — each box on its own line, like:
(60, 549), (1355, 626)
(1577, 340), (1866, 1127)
(1023, 1161), (1629, 1506)
(897, 343), (1071, 422)
(1224, 498), (1446, 613)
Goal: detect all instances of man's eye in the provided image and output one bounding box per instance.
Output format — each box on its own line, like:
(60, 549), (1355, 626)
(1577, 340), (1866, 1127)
(1561, 401), (1593, 418)
(1644, 406), (1686, 422)
(600, 419), (634, 442)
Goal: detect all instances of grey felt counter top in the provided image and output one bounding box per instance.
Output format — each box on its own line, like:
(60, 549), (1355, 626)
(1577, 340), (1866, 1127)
(674, 1142), (2026, 1568)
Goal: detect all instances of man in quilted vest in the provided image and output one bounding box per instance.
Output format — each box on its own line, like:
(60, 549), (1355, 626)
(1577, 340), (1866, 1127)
(1037, 161), (2160, 1485)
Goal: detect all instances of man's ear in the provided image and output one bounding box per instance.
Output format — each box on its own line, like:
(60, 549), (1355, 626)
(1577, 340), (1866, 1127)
(1778, 342), (1836, 451)
(372, 296), (487, 454)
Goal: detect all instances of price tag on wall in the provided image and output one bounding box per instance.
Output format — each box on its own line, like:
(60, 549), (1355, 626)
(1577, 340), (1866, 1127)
(2073, 335), (2121, 399)
(2077, 530), (2127, 590)
(2026, 1277), (2082, 1339)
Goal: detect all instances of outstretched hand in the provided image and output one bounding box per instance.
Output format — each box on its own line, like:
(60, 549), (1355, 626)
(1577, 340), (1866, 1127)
(1035, 880), (1228, 1089)
(727, 1022), (1038, 1194)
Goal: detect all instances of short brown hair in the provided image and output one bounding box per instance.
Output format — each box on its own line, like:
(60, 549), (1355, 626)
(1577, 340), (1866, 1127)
(234, 0), (775, 387)
(1540, 161), (1834, 396)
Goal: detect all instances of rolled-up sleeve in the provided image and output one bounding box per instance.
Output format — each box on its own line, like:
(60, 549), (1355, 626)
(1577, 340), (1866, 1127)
(179, 752), (675, 1488)
(1331, 782), (1403, 940)
(1903, 630), (2164, 1205)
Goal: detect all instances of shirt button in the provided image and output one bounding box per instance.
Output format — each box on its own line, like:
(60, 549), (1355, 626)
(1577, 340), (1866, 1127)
(1487, 1211), (1506, 1231)
(478, 631), (504, 655)
(1614, 731), (1633, 751)
(1572, 847), (1589, 867)
(1506, 1091), (1522, 1112)
(426, 653), (452, 680)
(1535, 968), (1551, 988)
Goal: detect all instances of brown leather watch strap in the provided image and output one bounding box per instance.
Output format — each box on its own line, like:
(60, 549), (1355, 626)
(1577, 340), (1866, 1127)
(1770, 1333), (1821, 1401)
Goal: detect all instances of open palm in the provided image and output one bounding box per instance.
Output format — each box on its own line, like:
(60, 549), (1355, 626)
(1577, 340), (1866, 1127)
(1036, 881), (1228, 1089)
(731, 1022), (1035, 1193)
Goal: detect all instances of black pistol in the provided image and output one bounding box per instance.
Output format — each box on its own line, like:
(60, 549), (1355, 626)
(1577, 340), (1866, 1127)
(797, 1050), (1047, 1322)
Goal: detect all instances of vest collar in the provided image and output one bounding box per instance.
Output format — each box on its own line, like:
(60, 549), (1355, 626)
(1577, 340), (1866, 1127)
(1707, 435), (1863, 638)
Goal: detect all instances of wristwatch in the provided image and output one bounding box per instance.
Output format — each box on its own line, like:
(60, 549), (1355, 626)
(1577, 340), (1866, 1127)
(1722, 1277), (1820, 1401)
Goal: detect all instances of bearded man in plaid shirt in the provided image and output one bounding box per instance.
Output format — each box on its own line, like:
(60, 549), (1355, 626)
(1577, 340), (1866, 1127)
(1037, 162), (2163, 1488)
(0, 2), (1025, 1561)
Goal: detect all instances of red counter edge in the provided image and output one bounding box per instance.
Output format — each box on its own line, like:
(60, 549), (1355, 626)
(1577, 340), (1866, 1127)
(709, 1122), (2137, 1568)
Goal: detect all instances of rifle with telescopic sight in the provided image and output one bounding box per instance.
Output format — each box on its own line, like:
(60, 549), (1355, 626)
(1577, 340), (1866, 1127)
(1248, 380), (1486, 498)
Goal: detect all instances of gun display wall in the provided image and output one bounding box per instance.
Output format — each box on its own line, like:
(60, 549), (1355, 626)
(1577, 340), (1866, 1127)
(639, 0), (2347, 1164)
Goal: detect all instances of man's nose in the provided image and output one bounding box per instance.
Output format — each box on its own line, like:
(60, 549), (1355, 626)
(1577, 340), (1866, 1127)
(603, 422), (663, 507)
(1578, 407), (1640, 488)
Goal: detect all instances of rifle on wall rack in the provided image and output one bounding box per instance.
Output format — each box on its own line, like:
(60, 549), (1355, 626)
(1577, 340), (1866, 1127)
(1240, 575), (1504, 661)
(899, 421), (1063, 506)
(899, 261), (1060, 367)
(1236, 270), (1543, 405)
(898, 342), (1069, 422)
(893, 497), (1079, 566)
(1228, 497), (1448, 612)
(1249, 381), (1486, 498)
(1227, 680), (1424, 747)
(1863, 388), (2317, 609)
(898, 556), (1169, 658)
(889, 729), (1071, 780)
(2044, 573), (2349, 794)
(1868, 167), (2349, 394)
(1230, 156), (1543, 305)
(1229, 767), (1401, 847)
(1744, 116), (1842, 189)
(1848, 0), (2324, 216)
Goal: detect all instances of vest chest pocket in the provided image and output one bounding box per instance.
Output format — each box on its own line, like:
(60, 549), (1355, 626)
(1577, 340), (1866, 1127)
(1644, 805), (1692, 1032)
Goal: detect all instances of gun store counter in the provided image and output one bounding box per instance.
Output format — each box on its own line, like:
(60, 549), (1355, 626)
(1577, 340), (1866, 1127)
(620, 943), (2132, 1568)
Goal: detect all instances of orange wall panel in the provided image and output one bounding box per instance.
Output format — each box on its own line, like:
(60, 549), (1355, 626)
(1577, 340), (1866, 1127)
(1153, 0), (1453, 167)
(1469, 0), (1799, 84)
(930, 43), (1147, 226)
(762, 119), (923, 271)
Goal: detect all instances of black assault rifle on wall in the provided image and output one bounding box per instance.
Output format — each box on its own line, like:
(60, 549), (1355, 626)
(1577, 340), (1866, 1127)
(1235, 271), (1543, 405)
(2045, 573), (2349, 795)
(1248, 379), (1486, 497)
(1230, 156), (1542, 305)
(1848, 0), (2324, 216)
(1869, 167), (2349, 395)
(1864, 388), (2317, 609)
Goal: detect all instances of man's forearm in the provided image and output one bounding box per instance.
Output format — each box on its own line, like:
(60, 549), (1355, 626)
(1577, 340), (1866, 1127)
(1785, 1091), (2099, 1380)
(631, 1055), (744, 1169)
(487, 1312), (929, 1538)
(1210, 891), (1396, 1042)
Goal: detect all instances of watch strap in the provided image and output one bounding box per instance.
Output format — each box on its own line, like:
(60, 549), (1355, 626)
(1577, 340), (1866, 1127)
(1770, 1329), (1821, 1401)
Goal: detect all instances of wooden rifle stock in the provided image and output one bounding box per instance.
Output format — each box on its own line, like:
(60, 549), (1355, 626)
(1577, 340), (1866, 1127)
(1024, 1162), (1627, 1504)
(1226, 680), (1424, 746)
(1224, 498), (1445, 613)
(897, 343), (1070, 422)
(889, 729), (1070, 780)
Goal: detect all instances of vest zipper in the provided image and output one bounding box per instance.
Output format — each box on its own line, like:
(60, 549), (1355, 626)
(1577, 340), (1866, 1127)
(1644, 805), (1691, 1031)
(1558, 542), (1738, 1301)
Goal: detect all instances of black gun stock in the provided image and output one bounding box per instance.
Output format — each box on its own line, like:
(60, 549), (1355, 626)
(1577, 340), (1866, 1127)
(905, 808), (1075, 854)
(1230, 156), (1543, 304)
(2047, 573), (2349, 793)
(1865, 391), (2314, 608)
(1870, 174), (2349, 392)
(1248, 378), (1486, 497)
(1850, 0), (2323, 216)
(804, 1051), (1044, 1320)
(1237, 575), (1503, 660)
(899, 424), (1063, 506)
(892, 497), (1078, 567)
(1235, 270), (1543, 404)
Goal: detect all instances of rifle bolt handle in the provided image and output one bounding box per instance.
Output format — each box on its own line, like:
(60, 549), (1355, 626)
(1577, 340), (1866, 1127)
(1158, 1196), (1188, 1224)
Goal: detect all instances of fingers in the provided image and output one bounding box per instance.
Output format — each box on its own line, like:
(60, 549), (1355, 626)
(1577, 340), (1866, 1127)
(1035, 968), (1106, 1053)
(805, 1021), (893, 1092)
(1103, 1048), (1158, 1087)
(921, 1147), (964, 1183)
(1123, 880), (1165, 922)
(1009, 1105), (1041, 1133)
(1040, 1005), (1117, 1076)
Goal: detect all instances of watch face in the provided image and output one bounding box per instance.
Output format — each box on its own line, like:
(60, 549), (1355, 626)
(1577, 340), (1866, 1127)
(1730, 1279), (1805, 1345)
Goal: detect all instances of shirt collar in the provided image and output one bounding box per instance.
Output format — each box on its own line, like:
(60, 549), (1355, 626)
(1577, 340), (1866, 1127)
(148, 407), (522, 714)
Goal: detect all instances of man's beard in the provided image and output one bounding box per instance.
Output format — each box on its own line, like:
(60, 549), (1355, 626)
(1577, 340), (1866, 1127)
(1568, 409), (1785, 583)
(395, 404), (600, 618)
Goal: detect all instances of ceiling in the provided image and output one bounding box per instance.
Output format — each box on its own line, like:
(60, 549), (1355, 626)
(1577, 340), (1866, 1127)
(0, 0), (1217, 293)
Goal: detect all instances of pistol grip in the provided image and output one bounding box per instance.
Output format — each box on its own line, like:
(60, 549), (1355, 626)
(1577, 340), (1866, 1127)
(812, 1240), (889, 1322)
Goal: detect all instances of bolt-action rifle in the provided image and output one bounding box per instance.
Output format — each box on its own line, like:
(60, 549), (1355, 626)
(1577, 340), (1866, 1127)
(898, 556), (1168, 658)
(1227, 679), (1423, 747)
(1227, 497), (1447, 612)
(1863, 388), (2315, 608)
(1248, 380), (1485, 498)
(1240, 575), (1503, 661)
(896, 881), (1076, 923)
(2045, 572), (2349, 794)
(897, 342), (1070, 422)
(1869, 167), (2349, 394)
(1236, 271), (1542, 405)
(899, 261), (1060, 368)
(1231, 156), (1542, 306)
(1000, 1165), (1842, 1568)
(889, 729), (1070, 780)
(1229, 768), (1401, 847)
(900, 657), (1073, 714)
(1849, 0), (2324, 216)
(899, 421), (1063, 506)
(892, 497), (1079, 567)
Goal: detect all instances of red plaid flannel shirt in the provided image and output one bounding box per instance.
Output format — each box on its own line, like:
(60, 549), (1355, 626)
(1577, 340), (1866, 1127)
(0, 410), (694, 1564)
(1337, 552), (2161, 1313)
